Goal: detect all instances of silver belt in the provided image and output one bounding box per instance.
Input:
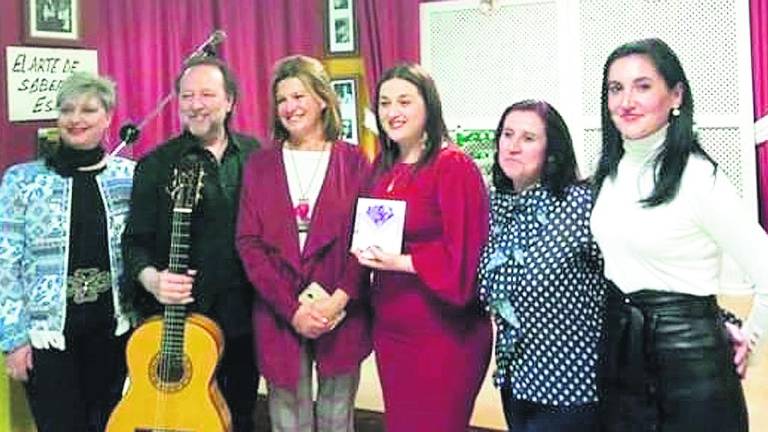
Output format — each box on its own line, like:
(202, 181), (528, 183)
(66, 268), (111, 304)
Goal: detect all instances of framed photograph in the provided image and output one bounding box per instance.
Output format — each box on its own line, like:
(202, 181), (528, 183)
(324, 0), (357, 56)
(24, 0), (82, 46)
(331, 76), (361, 145)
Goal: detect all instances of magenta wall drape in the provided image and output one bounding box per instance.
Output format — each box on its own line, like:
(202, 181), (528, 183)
(752, 0), (768, 227)
(99, 0), (217, 158)
(214, 0), (323, 149)
(0, 0), (322, 171)
(358, 0), (424, 98)
(0, 0), (102, 172)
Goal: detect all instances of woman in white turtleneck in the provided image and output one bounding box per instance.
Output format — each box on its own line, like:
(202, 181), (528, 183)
(591, 38), (768, 432)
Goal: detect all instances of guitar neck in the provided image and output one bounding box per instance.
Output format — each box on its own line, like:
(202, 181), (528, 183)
(161, 207), (193, 361)
(168, 207), (192, 274)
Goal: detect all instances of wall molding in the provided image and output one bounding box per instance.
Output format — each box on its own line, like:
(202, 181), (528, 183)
(757, 115), (768, 145)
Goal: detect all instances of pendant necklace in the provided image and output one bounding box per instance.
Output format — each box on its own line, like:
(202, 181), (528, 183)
(385, 164), (413, 195)
(286, 141), (329, 233)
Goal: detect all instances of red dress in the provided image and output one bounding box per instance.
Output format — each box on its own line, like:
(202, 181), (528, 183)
(368, 145), (492, 431)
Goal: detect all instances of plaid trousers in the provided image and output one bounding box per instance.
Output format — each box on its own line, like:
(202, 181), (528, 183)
(267, 342), (360, 432)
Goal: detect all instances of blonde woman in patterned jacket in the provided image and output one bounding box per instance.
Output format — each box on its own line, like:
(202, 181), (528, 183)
(0, 72), (134, 432)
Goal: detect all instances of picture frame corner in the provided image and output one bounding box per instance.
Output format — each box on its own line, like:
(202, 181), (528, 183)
(323, 0), (358, 58)
(23, 0), (83, 47)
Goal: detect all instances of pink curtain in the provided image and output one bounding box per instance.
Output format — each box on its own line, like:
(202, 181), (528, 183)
(0, 0), (35, 171)
(0, 0), (323, 171)
(753, 0), (768, 227)
(358, 0), (425, 98)
(214, 0), (323, 148)
(100, 0), (323, 157)
(99, 0), (217, 158)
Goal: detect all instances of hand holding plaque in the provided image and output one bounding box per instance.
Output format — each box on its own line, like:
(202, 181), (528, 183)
(350, 197), (406, 259)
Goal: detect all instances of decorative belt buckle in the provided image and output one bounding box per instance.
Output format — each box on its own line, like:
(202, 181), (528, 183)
(67, 268), (110, 304)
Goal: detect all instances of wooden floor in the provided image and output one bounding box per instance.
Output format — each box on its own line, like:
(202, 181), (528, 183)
(253, 396), (502, 432)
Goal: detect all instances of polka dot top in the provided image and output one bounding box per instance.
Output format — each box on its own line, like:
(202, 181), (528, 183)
(477, 183), (605, 406)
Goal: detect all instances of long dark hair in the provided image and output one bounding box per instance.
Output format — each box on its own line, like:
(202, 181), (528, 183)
(593, 38), (715, 207)
(374, 63), (451, 171)
(491, 100), (579, 199)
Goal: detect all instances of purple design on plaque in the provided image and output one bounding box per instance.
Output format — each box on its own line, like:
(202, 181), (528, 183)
(366, 205), (394, 226)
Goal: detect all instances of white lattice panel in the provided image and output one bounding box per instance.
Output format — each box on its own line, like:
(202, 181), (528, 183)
(579, 0), (741, 118)
(421, 0), (561, 130)
(699, 127), (745, 195)
(421, 0), (755, 217)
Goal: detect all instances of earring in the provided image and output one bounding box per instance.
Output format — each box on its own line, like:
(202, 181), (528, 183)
(672, 107), (681, 117)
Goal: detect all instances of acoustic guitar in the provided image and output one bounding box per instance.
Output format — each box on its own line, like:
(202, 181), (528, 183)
(107, 157), (231, 432)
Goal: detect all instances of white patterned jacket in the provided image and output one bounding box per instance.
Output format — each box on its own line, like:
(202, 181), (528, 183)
(0, 157), (134, 352)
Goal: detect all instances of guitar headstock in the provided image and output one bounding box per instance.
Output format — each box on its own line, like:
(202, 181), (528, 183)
(169, 156), (205, 212)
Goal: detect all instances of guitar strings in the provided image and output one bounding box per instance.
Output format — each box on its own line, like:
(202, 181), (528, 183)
(155, 206), (190, 423)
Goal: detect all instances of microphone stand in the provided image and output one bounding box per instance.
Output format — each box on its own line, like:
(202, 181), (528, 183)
(109, 31), (226, 157)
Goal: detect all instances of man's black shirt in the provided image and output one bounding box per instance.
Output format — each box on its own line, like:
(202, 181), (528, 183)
(121, 130), (260, 337)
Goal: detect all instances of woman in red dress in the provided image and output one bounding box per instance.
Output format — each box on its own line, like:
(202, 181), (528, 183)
(352, 63), (492, 431)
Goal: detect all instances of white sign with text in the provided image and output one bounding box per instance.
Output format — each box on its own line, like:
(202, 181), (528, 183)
(6, 46), (98, 122)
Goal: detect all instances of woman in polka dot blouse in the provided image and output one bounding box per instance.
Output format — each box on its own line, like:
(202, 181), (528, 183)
(477, 100), (605, 432)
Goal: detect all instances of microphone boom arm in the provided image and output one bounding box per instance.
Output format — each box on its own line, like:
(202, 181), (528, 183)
(109, 30), (227, 157)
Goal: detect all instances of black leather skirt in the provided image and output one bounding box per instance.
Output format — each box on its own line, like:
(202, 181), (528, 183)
(599, 283), (748, 432)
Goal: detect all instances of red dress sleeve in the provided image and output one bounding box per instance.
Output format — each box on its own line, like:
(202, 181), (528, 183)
(236, 155), (301, 323)
(409, 151), (489, 307)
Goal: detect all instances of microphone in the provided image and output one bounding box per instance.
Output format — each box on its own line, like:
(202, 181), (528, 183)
(109, 122), (141, 157)
(194, 30), (227, 58)
(110, 31), (228, 157)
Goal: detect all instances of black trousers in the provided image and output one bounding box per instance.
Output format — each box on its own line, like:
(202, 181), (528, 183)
(217, 333), (259, 432)
(500, 389), (599, 432)
(600, 285), (748, 432)
(24, 298), (127, 432)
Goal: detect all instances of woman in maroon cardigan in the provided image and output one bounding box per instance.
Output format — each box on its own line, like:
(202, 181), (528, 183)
(236, 55), (371, 431)
(352, 63), (492, 431)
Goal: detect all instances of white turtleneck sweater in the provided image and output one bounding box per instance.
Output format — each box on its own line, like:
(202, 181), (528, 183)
(591, 124), (768, 353)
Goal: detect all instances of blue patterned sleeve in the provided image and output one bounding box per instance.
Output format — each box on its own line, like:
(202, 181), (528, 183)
(0, 166), (31, 352)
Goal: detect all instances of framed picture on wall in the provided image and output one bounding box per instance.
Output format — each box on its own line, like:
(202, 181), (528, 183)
(325, 0), (357, 56)
(24, 0), (82, 46)
(331, 76), (360, 144)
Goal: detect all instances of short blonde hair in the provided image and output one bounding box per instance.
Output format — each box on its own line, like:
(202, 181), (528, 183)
(57, 71), (116, 111)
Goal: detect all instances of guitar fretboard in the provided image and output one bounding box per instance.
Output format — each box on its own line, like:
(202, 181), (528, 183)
(159, 207), (193, 382)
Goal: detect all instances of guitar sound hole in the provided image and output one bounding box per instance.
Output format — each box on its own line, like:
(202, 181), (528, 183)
(149, 353), (193, 392)
(156, 360), (184, 383)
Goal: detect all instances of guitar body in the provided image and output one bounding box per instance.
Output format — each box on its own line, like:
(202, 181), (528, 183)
(106, 313), (231, 432)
